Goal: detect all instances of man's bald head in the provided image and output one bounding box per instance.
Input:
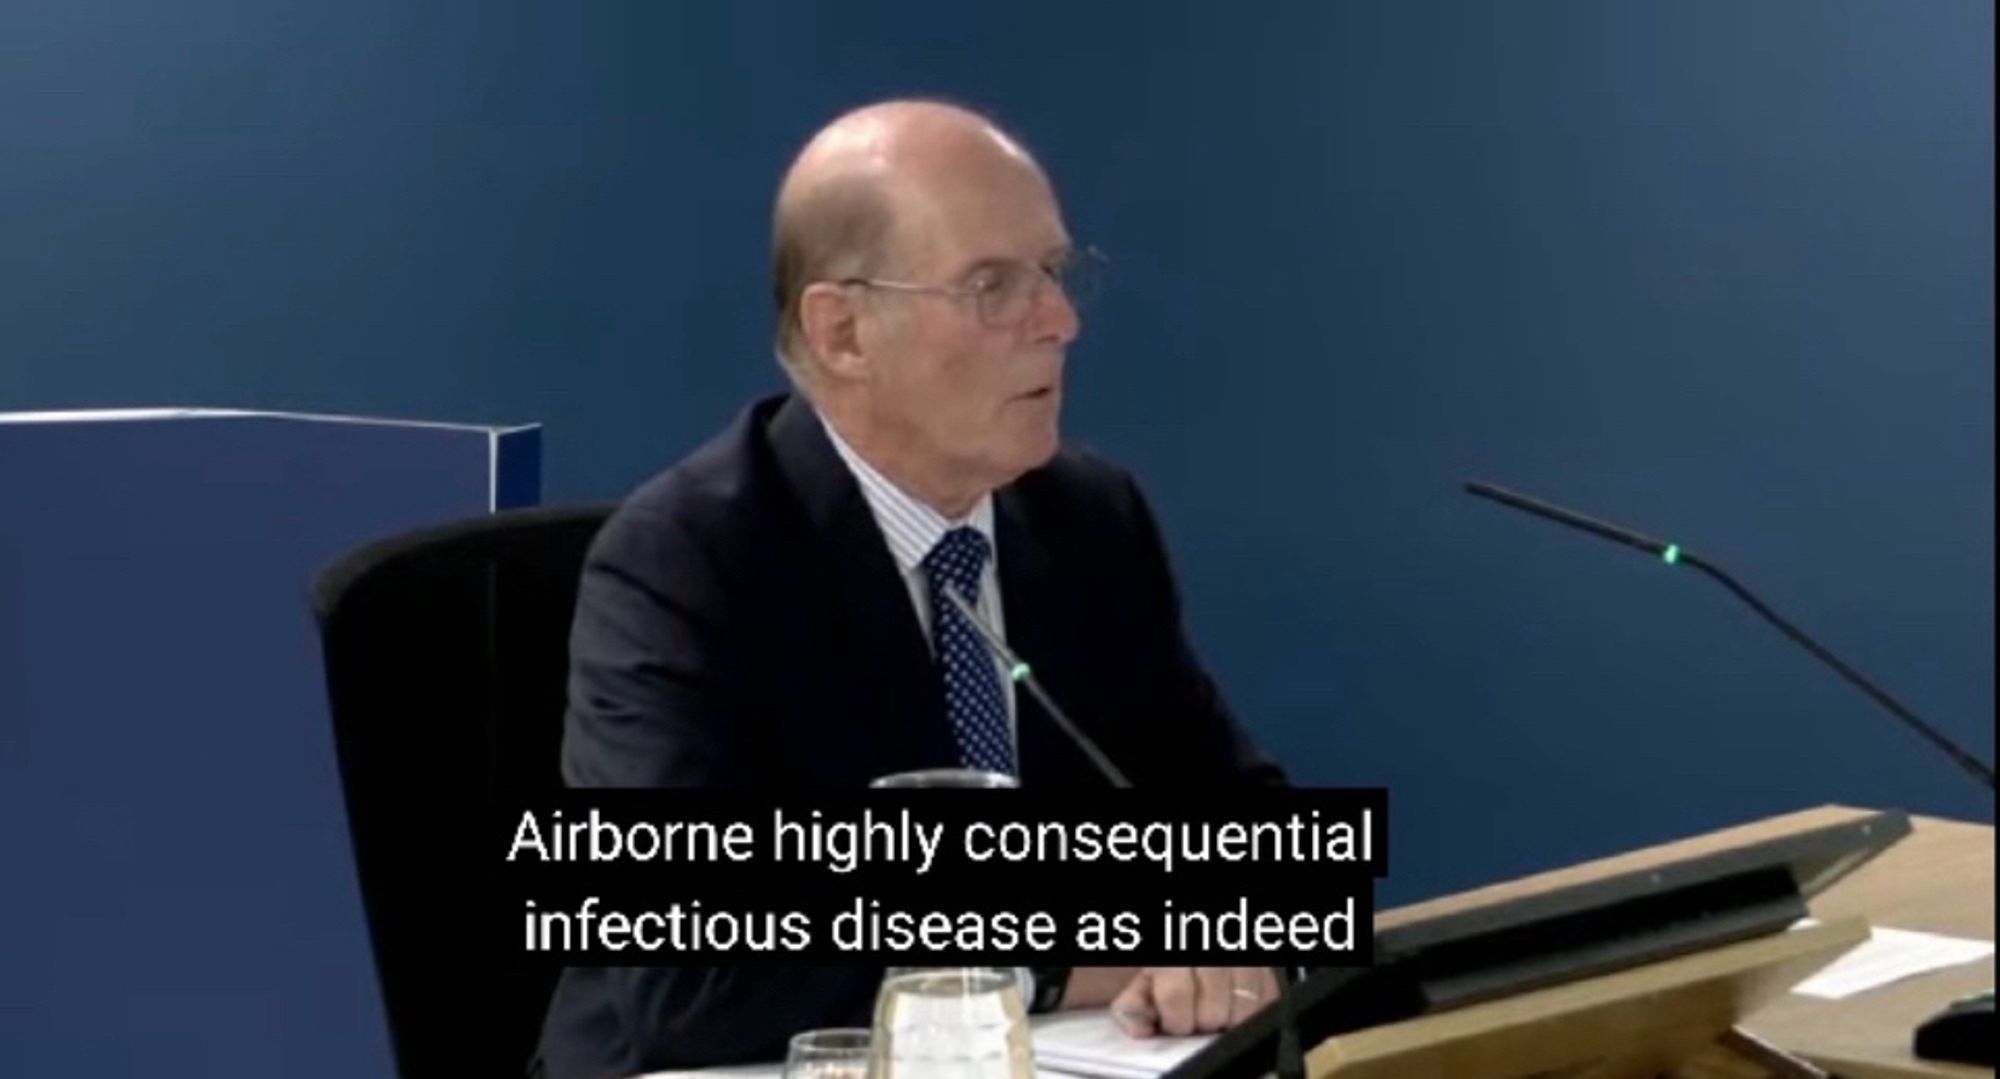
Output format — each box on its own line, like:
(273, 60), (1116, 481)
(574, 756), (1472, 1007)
(770, 100), (1043, 369)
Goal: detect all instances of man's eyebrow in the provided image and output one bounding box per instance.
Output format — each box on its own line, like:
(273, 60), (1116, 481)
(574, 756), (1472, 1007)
(950, 256), (1017, 283)
(952, 244), (1074, 282)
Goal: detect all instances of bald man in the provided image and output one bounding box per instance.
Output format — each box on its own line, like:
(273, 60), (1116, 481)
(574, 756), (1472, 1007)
(535, 101), (1286, 1078)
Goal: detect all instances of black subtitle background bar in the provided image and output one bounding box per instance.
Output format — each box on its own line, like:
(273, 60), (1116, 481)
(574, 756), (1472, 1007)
(492, 788), (1385, 966)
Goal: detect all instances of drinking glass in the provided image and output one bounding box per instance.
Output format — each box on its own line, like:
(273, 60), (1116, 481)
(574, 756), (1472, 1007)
(783, 1027), (871, 1079)
(867, 966), (1034, 1079)
(869, 768), (1018, 790)
(864, 771), (1028, 1075)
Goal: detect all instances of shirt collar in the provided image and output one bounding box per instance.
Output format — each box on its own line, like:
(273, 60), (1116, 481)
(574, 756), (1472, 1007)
(816, 409), (995, 575)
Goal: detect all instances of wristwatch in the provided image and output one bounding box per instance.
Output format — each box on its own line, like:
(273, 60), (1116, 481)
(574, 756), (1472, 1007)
(1024, 966), (1071, 1013)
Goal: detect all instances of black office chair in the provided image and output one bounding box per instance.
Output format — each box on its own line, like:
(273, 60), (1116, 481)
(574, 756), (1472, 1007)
(310, 503), (615, 1079)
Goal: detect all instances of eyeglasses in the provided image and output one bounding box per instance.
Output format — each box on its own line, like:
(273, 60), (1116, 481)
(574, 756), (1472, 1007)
(842, 245), (1107, 329)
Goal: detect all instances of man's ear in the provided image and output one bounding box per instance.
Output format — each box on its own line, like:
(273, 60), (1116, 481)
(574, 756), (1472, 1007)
(798, 282), (870, 382)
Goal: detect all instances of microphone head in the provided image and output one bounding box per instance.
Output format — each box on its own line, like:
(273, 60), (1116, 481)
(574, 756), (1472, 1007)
(939, 583), (1031, 682)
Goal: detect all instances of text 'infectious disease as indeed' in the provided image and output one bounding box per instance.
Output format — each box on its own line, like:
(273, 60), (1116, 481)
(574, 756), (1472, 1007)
(507, 807), (1377, 875)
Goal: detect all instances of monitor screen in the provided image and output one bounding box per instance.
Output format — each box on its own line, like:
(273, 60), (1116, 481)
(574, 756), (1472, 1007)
(1164, 806), (1910, 1079)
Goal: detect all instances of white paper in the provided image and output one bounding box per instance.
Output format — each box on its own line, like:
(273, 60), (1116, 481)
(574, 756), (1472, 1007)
(638, 1067), (782, 1078)
(1791, 925), (1994, 1000)
(637, 1060), (1094, 1078)
(635, 1014), (1207, 1079)
(636, 1068), (1092, 1078)
(1027, 1012), (1214, 1079)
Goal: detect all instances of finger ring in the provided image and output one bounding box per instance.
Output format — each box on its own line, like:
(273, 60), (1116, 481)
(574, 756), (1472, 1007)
(1232, 988), (1259, 1001)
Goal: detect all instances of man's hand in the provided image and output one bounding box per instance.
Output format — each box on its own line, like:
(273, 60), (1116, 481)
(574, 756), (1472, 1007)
(1106, 967), (1280, 1037)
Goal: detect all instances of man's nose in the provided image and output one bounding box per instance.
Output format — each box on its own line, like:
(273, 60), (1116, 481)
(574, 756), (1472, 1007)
(1027, 274), (1081, 346)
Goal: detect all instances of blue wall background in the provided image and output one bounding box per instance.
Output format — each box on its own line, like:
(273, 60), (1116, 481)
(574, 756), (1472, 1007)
(5, 0), (1989, 914)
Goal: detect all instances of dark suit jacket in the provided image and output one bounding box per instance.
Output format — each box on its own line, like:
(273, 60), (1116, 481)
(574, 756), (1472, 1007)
(536, 392), (1283, 1078)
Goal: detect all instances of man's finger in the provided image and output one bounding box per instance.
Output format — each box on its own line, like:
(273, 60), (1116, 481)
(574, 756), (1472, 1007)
(1227, 967), (1278, 1026)
(1111, 970), (1158, 1038)
(1150, 968), (1199, 1036)
(1193, 967), (1233, 1032)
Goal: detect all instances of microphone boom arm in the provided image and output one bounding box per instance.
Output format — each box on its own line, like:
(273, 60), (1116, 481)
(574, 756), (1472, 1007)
(1464, 479), (1995, 790)
(940, 584), (1133, 788)
(941, 587), (1301, 1075)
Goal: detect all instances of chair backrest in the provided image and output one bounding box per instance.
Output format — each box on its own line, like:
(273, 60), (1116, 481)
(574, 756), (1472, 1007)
(310, 503), (614, 1079)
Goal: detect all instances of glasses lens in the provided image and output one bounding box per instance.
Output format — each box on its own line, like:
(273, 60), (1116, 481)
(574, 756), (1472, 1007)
(976, 248), (1107, 327)
(977, 265), (1038, 327)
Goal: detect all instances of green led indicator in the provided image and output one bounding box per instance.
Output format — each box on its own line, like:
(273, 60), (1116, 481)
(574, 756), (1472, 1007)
(1662, 544), (1681, 565)
(1010, 662), (1032, 683)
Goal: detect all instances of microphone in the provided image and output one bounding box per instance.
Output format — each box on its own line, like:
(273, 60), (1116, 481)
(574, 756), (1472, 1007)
(938, 583), (1131, 788)
(939, 584), (1308, 1079)
(1463, 479), (1995, 790)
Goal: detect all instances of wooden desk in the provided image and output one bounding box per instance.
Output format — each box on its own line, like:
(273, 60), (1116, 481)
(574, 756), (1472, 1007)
(1742, 813), (1994, 1079)
(1366, 805), (1993, 1079)
(642, 807), (1990, 1079)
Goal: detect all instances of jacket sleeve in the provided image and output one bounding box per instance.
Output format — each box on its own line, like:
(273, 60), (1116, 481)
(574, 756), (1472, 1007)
(561, 503), (752, 789)
(540, 965), (880, 1077)
(543, 505), (880, 1076)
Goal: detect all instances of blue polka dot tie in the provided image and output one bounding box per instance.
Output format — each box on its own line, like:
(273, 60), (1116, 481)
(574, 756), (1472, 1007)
(922, 527), (1015, 776)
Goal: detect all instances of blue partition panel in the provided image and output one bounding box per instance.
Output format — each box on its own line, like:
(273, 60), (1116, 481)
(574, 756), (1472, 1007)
(1, 409), (540, 1077)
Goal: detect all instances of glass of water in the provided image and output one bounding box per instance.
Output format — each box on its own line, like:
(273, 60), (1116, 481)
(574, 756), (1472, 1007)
(784, 1028), (871, 1079)
(868, 967), (1034, 1079)
(864, 772), (1028, 1075)
(869, 768), (1018, 790)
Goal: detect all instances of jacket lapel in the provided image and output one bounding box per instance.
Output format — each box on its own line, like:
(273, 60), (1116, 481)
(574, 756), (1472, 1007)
(763, 395), (959, 772)
(994, 482), (1101, 787)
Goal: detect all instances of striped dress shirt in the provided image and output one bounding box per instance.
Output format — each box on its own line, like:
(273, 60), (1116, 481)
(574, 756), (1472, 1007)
(816, 412), (1018, 744)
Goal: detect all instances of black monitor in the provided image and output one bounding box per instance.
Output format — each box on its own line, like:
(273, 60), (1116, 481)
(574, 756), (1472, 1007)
(1164, 807), (1911, 1079)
